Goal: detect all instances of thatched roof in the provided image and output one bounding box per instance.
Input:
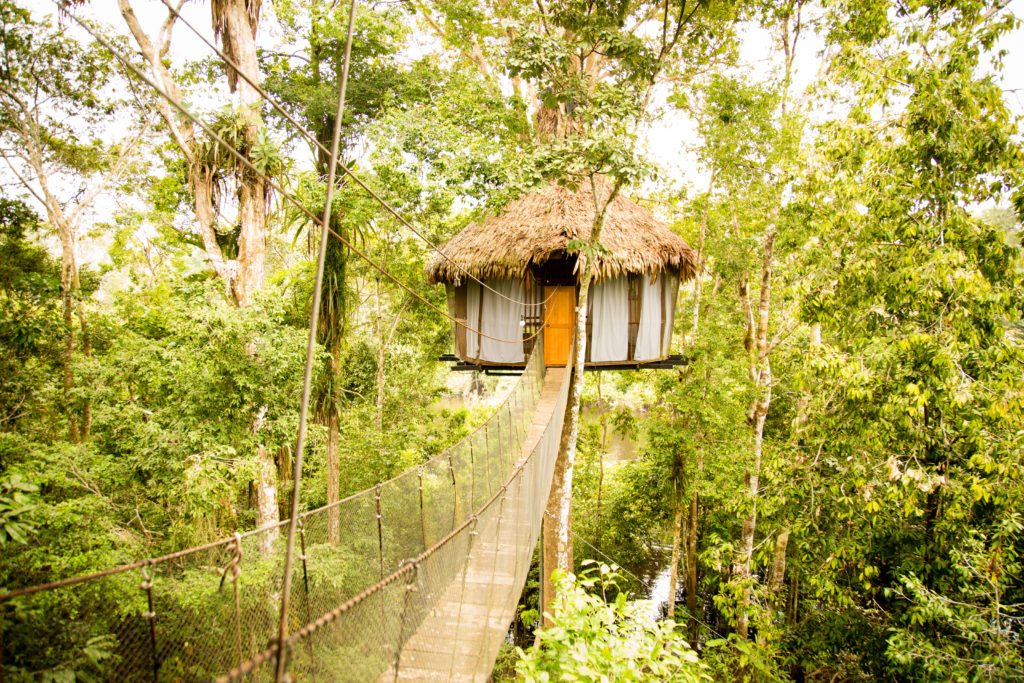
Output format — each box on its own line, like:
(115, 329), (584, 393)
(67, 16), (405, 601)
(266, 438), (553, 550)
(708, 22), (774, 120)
(425, 180), (698, 285)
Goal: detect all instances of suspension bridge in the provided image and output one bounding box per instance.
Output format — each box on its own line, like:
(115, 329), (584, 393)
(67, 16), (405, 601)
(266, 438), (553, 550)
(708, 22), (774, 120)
(0, 339), (571, 681)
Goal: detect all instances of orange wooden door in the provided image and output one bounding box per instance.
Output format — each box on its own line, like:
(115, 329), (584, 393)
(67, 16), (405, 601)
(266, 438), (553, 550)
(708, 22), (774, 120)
(543, 286), (575, 366)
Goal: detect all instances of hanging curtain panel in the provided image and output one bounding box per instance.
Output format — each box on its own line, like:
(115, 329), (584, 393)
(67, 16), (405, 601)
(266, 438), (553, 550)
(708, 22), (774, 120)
(590, 276), (629, 362)
(662, 270), (680, 356)
(478, 279), (526, 363)
(465, 280), (481, 360)
(634, 273), (664, 361)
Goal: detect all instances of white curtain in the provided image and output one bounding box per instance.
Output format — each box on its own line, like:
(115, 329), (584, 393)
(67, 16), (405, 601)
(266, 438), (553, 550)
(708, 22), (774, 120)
(634, 274), (663, 361)
(478, 279), (525, 363)
(662, 271), (679, 356)
(465, 281), (481, 359)
(590, 276), (629, 362)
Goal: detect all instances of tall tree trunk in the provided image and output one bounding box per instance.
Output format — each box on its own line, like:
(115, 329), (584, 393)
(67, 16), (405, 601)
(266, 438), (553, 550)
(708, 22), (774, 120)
(787, 570), (799, 626)
(767, 528), (790, 606)
(375, 278), (385, 431)
(219, 0), (266, 308)
(252, 401), (278, 552)
(542, 176), (622, 623)
(734, 223), (776, 640)
(233, 171), (266, 307)
(686, 489), (699, 642)
(255, 445), (279, 553)
(327, 341), (342, 544)
(59, 229), (79, 444)
(666, 491), (685, 619)
(120, 0), (267, 307)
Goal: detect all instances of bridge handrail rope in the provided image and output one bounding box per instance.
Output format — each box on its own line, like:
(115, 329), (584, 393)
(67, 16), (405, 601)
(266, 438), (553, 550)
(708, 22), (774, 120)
(53, 2), (543, 347)
(154, 0), (555, 311)
(220, 337), (573, 681)
(0, 337), (554, 681)
(0, 326), (540, 605)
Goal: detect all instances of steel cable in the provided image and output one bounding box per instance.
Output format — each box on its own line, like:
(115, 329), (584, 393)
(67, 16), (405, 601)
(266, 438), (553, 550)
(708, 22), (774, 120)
(56, 3), (542, 346)
(155, 0), (556, 310)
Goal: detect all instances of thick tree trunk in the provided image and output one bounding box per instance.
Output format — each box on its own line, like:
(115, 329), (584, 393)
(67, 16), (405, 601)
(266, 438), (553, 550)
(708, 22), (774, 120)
(255, 445), (279, 553)
(232, 172), (266, 307)
(120, 0), (266, 308)
(221, 0), (266, 308)
(768, 528), (790, 605)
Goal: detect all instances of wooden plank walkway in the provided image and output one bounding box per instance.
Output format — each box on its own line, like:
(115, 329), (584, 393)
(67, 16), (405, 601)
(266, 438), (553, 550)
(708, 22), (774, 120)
(382, 367), (566, 682)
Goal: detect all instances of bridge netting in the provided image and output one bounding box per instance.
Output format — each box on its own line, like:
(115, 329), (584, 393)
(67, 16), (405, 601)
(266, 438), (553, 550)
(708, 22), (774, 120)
(0, 337), (572, 681)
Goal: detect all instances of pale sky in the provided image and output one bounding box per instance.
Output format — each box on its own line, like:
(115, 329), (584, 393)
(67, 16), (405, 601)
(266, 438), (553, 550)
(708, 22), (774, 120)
(27, 1), (1024, 219)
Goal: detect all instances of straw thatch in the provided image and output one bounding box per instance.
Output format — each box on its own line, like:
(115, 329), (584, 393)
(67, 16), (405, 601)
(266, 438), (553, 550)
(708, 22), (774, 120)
(425, 180), (698, 285)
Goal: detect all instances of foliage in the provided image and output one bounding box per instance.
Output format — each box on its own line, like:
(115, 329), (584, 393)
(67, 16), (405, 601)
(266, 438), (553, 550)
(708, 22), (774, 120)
(1, 0), (1023, 679)
(0, 472), (38, 546)
(517, 564), (709, 682)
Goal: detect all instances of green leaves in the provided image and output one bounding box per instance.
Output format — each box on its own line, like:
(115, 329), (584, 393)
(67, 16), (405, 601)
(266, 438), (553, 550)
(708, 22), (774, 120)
(517, 566), (709, 682)
(0, 472), (39, 546)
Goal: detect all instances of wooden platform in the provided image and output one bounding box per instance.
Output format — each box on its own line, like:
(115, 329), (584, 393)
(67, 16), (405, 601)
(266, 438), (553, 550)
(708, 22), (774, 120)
(381, 367), (566, 682)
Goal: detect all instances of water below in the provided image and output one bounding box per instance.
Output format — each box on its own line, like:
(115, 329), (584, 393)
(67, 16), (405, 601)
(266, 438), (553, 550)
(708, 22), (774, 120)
(642, 563), (674, 620)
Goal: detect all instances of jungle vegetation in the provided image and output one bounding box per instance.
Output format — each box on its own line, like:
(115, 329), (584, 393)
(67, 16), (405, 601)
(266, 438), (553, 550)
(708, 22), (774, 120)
(0, 0), (1022, 680)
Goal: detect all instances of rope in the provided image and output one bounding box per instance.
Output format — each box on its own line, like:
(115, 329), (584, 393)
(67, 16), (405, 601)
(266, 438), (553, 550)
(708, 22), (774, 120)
(56, 4), (541, 346)
(6, 334), (559, 680)
(155, 0), (556, 310)
(0, 338), (544, 607)
(219, 365), (562, 681)
(274, 0), (357, 679)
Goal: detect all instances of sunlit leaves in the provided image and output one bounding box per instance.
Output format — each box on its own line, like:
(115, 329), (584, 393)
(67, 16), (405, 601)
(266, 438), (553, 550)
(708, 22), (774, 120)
(517, 566), (709, 681)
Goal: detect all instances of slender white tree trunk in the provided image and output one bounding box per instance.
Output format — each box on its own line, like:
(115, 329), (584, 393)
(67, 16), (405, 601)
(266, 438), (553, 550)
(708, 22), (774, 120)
(542, 176), (621, 623)
(255, 445), (279, 553)
(666, 497), (685, 618)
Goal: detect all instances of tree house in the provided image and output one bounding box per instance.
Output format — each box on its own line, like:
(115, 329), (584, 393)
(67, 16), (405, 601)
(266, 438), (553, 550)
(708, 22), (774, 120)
(426, 180), (697, 371)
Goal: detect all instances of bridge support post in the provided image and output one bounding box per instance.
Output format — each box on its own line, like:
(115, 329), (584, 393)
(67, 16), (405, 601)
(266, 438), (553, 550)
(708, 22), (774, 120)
(375, 484), (385, 579)
(417, 466), (428, 550)
(447, 515), (480, 680)
(139, 563), (159, 683)
(392, 562), (420, 678)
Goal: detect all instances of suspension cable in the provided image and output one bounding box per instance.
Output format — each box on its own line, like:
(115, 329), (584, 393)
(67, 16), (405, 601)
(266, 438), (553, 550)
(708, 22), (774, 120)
(57, 4), (541, 346)
(274, 0), (356, 678)
(155, 0), (555, 310)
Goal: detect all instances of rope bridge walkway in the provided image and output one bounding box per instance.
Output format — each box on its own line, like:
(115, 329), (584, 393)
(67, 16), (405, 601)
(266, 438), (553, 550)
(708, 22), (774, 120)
(0, 338), (571, 682)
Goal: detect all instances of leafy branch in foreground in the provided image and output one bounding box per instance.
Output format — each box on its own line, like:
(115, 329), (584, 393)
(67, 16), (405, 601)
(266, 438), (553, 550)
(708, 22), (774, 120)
(517, 562), (708, 682)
